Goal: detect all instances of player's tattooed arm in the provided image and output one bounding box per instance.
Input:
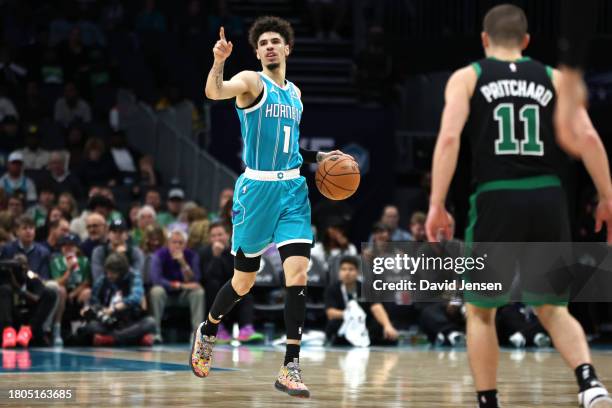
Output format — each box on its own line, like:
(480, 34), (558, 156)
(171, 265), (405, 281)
(205, 27), (260, 100)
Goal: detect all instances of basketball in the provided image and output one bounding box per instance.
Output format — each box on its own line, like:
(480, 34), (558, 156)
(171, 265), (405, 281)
(315, 155), (360, 200)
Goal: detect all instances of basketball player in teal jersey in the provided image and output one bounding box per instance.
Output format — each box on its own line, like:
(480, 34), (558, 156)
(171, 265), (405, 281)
(426, 5), (612, 408)
(190, 16), (350, 398)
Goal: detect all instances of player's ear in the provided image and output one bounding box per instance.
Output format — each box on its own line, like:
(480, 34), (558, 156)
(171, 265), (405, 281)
(285, 44), (290, 57)
(481, 32), (489, 49)
(255, 48), (261, 61)
(521, 34), (530, 50)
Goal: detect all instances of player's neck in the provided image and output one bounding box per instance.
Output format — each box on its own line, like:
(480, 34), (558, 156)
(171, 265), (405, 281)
(262, 66), (286, 87)
(485, 46), (523, 62)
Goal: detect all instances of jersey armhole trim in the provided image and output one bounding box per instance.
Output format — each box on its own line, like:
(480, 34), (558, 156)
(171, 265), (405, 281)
(471, 62), (482, 79)
(241, 78), (268, 114)
(545, 65), (554, 80)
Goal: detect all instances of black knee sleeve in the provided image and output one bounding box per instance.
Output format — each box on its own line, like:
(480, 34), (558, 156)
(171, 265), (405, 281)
(284, 286), (307, 340)
(278, 243), (311, 264)
(234, 248), (261, 272)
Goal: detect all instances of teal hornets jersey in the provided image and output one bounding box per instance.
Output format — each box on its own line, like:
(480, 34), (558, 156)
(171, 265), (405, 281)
(236, 72), (304, 171)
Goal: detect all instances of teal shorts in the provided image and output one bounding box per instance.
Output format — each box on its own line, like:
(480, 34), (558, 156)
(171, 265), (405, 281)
(231, 173), (313, 257)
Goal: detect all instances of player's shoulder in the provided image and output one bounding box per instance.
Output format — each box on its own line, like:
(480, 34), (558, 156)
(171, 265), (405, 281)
(446, 65), (478, 92)
(234, 70), (261, 82)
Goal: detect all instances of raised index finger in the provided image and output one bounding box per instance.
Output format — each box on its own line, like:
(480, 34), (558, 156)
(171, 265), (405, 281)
(219, 26), (226, 41)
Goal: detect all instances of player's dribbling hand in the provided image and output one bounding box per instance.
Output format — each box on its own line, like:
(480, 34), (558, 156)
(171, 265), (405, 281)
(319, 150), (355, 162)
(595, 198), (612, 243)
(425, 204), (453, 242)
(213, 27), (233, 63)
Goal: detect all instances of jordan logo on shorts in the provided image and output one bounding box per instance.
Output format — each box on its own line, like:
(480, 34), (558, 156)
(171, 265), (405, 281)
(298, 289), (305, 296)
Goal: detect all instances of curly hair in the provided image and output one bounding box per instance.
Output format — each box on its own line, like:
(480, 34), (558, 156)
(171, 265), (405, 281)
(248, 16), (295, 51)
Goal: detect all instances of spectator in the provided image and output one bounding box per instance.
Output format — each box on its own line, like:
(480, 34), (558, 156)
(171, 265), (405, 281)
(136, 155), (159, 188)
(76, 252), (155, 346)
(156, 188), (185, 227)
(91, 219), (144, 283)
(108, 131), (139, 184)
(135, 0), (167, 33)
(311, 219), (357, 271)
(209, 187), (233, 222)
(308, 0), (347, 40)
(0, 228), (11, 246)
(170, 203), (206, 235)
(145, 188), (162, 213)
(0, 85), (18, 122)
(57, 192), (78, 220)
(39, 46), (64, 85)
(7, 192), (25, 218)
(70, 193), (115, 240)
(42, 218), (71, 254)
(496, 304), (551, 348)
(26, 186), (56, 228)
(409, 211), (427, 242)
(325, 255), (399, 345)
(0, 115), (20, 154)
(20, 81), (47, 124)
(370, 205), (412, 242)
(41, 151), (83, 199)
(77, 137), (120, 189)
(188, 218), (210, 250)
(65, 124), (86, 170)
(417, 301), (466, 347)
(1, 215), (50, 279)
(0, 151), (37, 203)
(0, 46), (27, 95)
(59, 26), (90, 85)
(0, 212), (14, 237)
(21, 132), (50, 170)
(132, 205), (157, 247)
(199, 222), (262, 343)
(53, 82), (92, 127)
(80, 213), (108, 258)
(149, 228), (203, 343)
(362, 222), (391, 263)
(140, 223), (166, 289)
(1, 254), (58, 348)
(35, 206), (64, 242)
(49, 233), (91, 346)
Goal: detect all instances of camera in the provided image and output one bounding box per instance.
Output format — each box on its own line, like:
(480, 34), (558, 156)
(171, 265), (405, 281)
(81, 304), (118, 327)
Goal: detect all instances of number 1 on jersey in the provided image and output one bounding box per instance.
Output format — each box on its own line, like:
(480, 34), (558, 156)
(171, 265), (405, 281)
(494, 103), (543, 156)
(283, 125), (291, 154)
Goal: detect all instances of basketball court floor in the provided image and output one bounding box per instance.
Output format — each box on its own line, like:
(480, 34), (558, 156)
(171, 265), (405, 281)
(1, 345), (611, 407)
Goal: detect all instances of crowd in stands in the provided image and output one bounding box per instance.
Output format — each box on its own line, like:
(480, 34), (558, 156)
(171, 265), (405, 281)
(0, 0), (608, 351)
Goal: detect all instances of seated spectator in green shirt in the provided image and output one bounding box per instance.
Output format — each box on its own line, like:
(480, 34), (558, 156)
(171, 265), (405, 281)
(131, 205), (157, 247)
(49, 233), (92, 344)
(156, 188), (184, 227)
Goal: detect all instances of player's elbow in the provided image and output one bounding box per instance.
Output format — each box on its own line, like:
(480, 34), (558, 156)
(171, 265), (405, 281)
(205, 88), (219, 100)
(437, 133), (460, 150)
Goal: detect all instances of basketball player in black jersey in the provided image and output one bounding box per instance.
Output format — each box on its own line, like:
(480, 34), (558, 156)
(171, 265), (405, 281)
(425, 5), (612, 408)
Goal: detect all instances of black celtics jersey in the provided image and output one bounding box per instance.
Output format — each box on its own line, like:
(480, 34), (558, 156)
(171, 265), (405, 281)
(463, 57), (565, 184)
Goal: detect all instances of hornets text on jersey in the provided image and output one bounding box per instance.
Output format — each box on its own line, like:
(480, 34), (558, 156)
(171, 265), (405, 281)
(236, 71), (304, 171)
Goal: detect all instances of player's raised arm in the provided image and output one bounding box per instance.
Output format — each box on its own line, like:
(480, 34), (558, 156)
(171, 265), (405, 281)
(552, 69), (612, 241)
(426, 66), (475, 242)
(205, 27), (260, 100)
